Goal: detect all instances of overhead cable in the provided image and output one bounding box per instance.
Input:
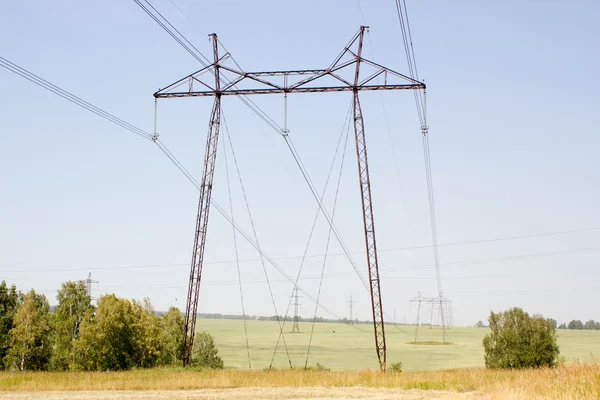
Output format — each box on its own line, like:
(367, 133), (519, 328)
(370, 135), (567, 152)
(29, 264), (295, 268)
(0, 57), (153, 140)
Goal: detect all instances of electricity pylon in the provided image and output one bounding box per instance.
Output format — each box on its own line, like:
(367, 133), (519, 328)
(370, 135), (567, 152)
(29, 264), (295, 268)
(155, 27), (425, 370)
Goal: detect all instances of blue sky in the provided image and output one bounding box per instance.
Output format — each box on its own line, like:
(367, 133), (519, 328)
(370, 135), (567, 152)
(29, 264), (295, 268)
(1, 0), (599, 328)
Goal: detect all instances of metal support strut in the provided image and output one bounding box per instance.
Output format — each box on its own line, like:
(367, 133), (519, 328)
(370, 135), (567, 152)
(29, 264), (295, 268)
(351, 27), (386, 372)
(182, 34), (222, 367)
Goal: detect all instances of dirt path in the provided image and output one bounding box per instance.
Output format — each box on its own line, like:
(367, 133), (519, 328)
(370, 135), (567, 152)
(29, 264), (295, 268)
(0, 388), (478, 400)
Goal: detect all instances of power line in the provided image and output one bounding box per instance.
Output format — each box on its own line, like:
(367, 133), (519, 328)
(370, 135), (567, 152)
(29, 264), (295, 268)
(8, 246), (599, 293)
(25, 282), (600, 301)
(282, 134), (369, 291)
(134, 0), (283, 134)
(0, 57), (153, 140)
(271, 102), (352, 365)
(0, 50), (347, 326)
(222, 119), (251, 369)
(4, 227), (597, 274)
(394, 0), (445, 339)
(136, 0), (374, 298)
(165, 0), (207, 38)
(305, 116), (351, 369)
(133, 0), (209, 66)
(223, 111), (293, 368)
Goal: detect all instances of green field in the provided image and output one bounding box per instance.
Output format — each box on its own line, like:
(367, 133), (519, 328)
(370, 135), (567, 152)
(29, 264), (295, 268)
(198, 318), (600, 371)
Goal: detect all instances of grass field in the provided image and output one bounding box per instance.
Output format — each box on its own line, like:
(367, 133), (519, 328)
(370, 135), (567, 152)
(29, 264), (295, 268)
(197, 318), (600, 370)
(2, 320), (600, 399)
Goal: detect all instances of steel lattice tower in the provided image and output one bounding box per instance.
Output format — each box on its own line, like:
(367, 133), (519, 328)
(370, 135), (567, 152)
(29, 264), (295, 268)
(155, 27), (425, 370)
(292, 285), (300, 333)
(348, 295), (355, 324)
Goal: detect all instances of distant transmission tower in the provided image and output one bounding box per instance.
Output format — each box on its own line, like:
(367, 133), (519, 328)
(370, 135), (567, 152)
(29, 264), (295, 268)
(409, 292), (452, 343)
(86, 272), (98, 300)
(414, 293), (422, 342)
(292, 285), (301, 333)
(348, 295), (355, 324)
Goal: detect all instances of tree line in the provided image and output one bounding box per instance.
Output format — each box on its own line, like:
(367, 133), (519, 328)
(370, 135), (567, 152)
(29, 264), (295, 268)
(196, 312), (375, 325)
(558, 320), (600, 330)
(0, 280), (223, 371)
(477, 318), (600, 331)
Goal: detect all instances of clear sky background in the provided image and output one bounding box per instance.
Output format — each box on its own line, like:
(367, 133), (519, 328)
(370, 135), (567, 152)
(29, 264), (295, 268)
(1, 0), (599, 328)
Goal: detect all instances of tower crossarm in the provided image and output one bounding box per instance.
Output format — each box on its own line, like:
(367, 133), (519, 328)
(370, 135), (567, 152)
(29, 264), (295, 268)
(154, 60), (424, 99)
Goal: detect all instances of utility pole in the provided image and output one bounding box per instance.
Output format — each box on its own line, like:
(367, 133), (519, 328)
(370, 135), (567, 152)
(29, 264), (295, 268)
(154, 26), (425, 371)
(347, 295), (355, 324)
(292, 285), (300, 333)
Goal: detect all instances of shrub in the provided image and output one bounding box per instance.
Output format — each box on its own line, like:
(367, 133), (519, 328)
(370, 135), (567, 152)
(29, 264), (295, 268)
(483, 307), (559, 369)
(389, 361), (403, 372)
(189, 331), (224, 369)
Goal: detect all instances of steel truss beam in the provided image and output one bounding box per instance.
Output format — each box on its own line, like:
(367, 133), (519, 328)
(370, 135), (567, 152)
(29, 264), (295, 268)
(154, 29), (424, 99)
(157, 26), (425, 371)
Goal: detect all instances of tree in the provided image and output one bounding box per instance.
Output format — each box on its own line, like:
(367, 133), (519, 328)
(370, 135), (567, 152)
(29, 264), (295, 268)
(73, 295), (169, 371)
(475, 320), (486, 328)
(483, 307), (559, 369)
(567, 320), (584, 330)
(558, 323), (566, 329)
(584, 320), (597, 330)
(548, 319), (558, 329)
(189, 331), (224, 369)
(4, 290), (52, 371)
(0, 281), (19, 369)
(50, 281), (93, 370)
(160, 307), (184, 365)
(130, 298), (165, 368)
(73, 294), (138, 371)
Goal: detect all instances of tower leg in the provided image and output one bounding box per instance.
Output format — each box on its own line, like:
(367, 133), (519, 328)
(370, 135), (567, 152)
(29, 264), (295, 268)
(352, 90), (386, 371)
(182, 94), (222, 366)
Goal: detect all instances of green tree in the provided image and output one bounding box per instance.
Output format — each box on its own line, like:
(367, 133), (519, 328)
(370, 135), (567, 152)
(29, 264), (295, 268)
(0, 281), (19, 369)
(483, 307), (559, 369)
(73, 295), (166, 371)
(73, 294), (136, 371)
(558, 323), (567, 329)
(567, 320), (584, 330)
(189, 331), (224, 369)
(4, 290), (52, 371)
(584, 320), (597, 330)
(160, 307), (184, 365)
(50, 281), (93, 370)
(130, 298), (165, 368)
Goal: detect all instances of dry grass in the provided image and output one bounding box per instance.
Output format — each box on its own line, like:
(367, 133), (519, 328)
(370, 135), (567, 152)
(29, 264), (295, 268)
(0, 387), (475, 400)
(0, 363), (599, 399)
